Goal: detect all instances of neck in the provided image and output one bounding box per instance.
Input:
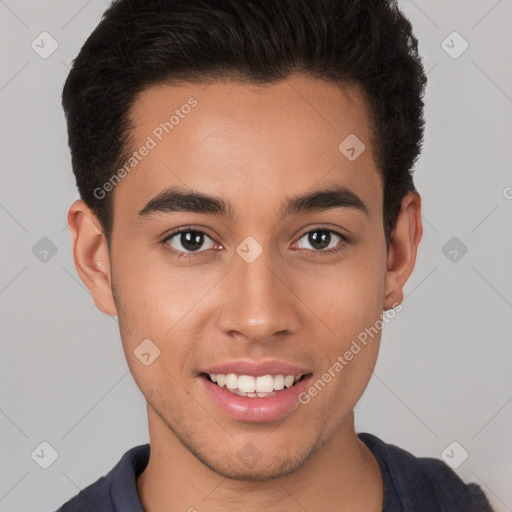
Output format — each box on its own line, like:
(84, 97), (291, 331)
(137, 405), (383, 512)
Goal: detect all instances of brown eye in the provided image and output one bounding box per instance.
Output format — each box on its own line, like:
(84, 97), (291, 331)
(163, 229), (216, 256)
(295, 229), (346, 252)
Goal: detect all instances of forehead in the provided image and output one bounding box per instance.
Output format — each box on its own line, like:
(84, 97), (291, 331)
(115, 75), (382, 221)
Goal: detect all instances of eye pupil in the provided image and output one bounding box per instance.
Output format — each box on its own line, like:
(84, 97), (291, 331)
(181, 231), (204, 251)
(309, 230), (331, 250)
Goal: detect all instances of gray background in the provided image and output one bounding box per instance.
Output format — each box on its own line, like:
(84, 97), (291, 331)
(0, 1), (511, 510)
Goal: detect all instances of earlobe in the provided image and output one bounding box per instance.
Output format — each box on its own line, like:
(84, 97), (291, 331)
(67, 199), (117, 316)
(383, 191), (423, 311)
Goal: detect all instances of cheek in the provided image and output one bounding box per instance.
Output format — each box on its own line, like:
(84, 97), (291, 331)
(111, 260), (198, 403)
(111, 249), (211, 372)
(113, 244), (196, 326)
(294, 246), (385, 396)
(295, 250), (385, 338)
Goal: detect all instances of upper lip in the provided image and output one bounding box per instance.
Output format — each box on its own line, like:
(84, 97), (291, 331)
(200, 359), (312, 377)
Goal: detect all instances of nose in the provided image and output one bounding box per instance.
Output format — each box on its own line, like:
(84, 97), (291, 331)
(217, 243), (301, 345)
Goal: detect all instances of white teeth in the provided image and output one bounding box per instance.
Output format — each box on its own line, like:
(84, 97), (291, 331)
(206, 372), (305, 395)
(225, 373), (238, 390)
(284, 375), (295, 388)
(238, 375), (256, 393)
(256, 375), (274, 393)
(273, 374), (285, 390)
(229, 389), (277, 398)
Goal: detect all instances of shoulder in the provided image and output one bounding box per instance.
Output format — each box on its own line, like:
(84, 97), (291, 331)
(358, 432), (495, 512)
(55, 444), (150, 512)
(55, 474), (112, 512)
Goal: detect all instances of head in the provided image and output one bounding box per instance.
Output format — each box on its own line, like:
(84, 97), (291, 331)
(63, 0), (425, 480)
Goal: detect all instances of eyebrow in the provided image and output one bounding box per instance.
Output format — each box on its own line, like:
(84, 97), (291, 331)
(137, 184), (369, 220)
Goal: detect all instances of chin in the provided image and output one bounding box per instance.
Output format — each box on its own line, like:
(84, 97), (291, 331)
(200, 451), (309, 482)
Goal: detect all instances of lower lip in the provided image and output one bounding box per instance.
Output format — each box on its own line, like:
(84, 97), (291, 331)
(199, 374), (312, 423)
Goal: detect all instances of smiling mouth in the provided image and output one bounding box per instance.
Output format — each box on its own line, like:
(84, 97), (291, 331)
(201, 372), (312, 398)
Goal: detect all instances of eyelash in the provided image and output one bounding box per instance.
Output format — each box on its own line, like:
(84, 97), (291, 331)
(160, 226), (349, 260)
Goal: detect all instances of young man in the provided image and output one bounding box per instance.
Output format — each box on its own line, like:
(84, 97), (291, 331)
(57, 0), (494, 510)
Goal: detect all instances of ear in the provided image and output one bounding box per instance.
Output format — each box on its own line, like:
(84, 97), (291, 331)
(383, 190), (423, 310)
(67, 199), (117, 316)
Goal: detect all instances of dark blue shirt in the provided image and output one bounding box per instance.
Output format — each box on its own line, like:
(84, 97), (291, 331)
(56, 432), (494, 511)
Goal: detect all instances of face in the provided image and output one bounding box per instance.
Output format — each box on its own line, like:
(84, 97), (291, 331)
(70, 75), (421, 480)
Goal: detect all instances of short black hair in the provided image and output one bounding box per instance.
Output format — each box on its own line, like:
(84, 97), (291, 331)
(62, 0), (427, 250)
